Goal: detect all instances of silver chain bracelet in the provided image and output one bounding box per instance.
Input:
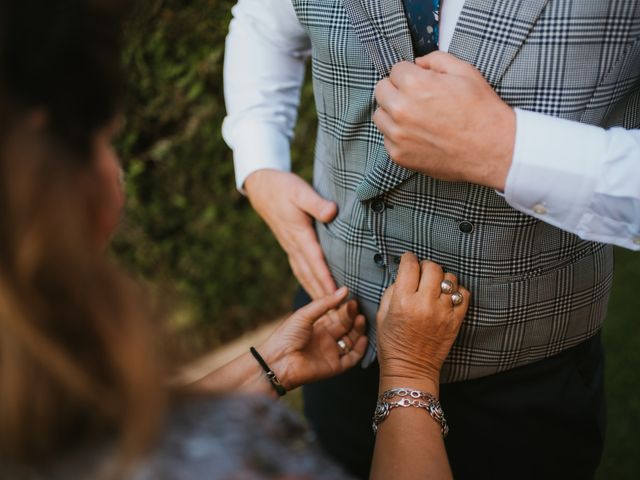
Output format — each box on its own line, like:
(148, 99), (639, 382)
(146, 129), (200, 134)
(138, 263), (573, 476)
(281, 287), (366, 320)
(372, 388), (449, 437)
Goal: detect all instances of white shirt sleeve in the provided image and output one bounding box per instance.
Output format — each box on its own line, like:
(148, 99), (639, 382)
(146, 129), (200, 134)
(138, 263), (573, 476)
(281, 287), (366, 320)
(506, 108), (640, 250)
(222, 0), (311, 192)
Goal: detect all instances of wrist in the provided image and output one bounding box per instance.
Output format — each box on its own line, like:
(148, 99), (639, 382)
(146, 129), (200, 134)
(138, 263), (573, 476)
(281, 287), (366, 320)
(255, 341), (294, 391)
(486, 106), (516, 192)
(248, 346), (289, 396)
(243, 169), (268, 198)
(378, 374), (440, 398)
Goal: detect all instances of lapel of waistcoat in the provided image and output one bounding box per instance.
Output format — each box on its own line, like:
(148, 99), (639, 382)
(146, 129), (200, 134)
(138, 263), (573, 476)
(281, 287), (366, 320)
(349, 0), (550, 201)
(341, 0), (414, 77)
(341, 0), (417, 201)
(447, 0), (550, 87)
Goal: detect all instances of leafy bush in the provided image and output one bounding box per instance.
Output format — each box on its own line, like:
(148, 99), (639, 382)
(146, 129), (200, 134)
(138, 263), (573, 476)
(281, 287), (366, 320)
(113, 0), (316, 354)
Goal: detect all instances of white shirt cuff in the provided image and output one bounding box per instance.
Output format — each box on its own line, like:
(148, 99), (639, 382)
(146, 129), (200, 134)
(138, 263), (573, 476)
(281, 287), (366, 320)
(224, 120), (292, 193)
(505, 108), (608, 232)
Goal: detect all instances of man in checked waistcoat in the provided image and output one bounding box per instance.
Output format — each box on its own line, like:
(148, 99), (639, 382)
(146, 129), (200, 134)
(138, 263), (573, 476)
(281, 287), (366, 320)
(223, 1), (640, 478)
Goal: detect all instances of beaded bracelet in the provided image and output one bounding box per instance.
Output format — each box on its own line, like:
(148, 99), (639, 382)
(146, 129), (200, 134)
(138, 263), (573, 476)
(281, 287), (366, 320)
(372, 387), (448, 436)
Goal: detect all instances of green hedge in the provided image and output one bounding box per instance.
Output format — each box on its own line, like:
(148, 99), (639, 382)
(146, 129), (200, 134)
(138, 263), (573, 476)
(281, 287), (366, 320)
(113, 0), (316, 353)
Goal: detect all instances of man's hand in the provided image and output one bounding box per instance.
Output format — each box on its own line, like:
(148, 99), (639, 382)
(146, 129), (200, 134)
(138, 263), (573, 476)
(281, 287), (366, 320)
(245, 169), (338, 299)
(373, 51), (516, 191)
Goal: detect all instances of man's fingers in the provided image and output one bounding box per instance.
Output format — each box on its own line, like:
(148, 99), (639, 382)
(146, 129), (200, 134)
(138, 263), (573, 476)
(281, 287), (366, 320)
(292, 286), (349, 327)
(415, 50), (470, 76)
(394, 252), (421, 295)
(389, 60), (416, 81)
(417, 259), (445, 298)
(289, 224), (337, 297)
(374, 108), (404, 160)
(294, 183), (338, 223)
(389, 60), (429, 90)
(374, 77), (400, 112)
(301, 239), (337, 296)
(373, 106), (395, 137)
(289, 253), (323, 299)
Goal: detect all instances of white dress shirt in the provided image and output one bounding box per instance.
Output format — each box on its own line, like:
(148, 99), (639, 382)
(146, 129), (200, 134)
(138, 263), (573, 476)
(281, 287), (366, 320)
(223, 0), (640, 251)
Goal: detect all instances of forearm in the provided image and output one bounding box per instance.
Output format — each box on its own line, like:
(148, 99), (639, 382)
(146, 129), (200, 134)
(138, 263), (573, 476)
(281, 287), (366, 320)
(505, 109), (640, 250)
(222, 0), (310, 192)
(192, 350), (280, 398)
(370, 377), (452, 480)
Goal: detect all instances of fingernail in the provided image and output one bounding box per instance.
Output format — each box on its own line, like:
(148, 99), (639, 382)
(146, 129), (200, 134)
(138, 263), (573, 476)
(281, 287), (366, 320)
(334, 286), (348, 296)
(321, 203), (335, 218)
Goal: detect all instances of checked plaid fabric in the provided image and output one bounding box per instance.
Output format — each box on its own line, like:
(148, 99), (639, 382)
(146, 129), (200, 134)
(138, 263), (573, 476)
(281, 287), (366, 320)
(293, 0), (640, 382)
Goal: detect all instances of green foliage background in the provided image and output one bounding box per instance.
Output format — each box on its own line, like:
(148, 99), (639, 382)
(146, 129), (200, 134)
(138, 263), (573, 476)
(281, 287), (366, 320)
(113, 0), (315, 352)
(114, 1), (639, 477)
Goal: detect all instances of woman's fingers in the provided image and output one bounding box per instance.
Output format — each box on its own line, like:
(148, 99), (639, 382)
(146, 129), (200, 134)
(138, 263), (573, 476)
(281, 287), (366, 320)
(437, 271), (460, 307)
(331, 311), (365, 351)
(417, 259), (445, 298)
(442, 271), (459, 292)
(339, 335), (368, 369)
(321, 299), (359, 339)
(395, 253), (421, 294)
(377, 284), (395, 323)
(454, 286), (471, 314)
(292, 286), (349, 327)
(344, 314), (366, 346)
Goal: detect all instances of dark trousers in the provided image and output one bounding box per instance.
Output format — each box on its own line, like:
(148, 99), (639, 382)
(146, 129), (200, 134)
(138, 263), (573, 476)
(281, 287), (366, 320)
(296, 290), (606, 480)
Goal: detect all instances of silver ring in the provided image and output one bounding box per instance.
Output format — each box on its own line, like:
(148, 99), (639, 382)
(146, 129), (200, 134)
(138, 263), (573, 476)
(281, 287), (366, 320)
(451, 291), (464, 306)
(440, 280), (454, 295)
(337, 339), (349, 355)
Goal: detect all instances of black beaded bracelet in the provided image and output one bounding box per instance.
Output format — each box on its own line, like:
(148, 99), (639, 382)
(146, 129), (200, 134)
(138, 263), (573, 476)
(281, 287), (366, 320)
(249, 346), (287, 397)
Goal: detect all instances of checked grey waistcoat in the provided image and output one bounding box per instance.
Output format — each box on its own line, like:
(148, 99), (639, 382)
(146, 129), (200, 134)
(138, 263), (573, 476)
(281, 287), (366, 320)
(292, 0), (640, 382)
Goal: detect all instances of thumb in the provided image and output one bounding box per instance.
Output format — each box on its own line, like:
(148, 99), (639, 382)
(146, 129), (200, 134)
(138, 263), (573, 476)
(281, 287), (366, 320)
(415, 50), (469, 75)
(292, 287), (349, 327)
(294, 183), (338, 222)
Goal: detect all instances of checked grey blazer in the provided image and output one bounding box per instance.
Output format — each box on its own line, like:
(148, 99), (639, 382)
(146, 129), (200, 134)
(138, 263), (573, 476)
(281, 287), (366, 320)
(292, 0), (640, 382)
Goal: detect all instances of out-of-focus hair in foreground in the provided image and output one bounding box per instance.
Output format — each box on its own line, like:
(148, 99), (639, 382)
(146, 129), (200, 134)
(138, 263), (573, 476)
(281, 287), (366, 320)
(0, 0), (166, 467)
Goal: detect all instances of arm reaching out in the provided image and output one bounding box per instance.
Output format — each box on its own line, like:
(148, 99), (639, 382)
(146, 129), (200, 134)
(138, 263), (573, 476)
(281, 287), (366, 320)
(193, 287), (367, 396)
(371, 253), (470, 480)
(374, 51), (640, 250)
(224, 0), (339, 297)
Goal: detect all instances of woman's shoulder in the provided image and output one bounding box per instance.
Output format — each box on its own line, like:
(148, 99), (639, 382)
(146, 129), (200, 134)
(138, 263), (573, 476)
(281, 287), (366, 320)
(134, 393), (353, 479)
(11, 394), (353, 480)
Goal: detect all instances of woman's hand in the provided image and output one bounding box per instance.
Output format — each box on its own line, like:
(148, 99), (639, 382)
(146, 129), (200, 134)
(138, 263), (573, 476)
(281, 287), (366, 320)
(376, 253), (470, 391)
(260, 287), (368, 391)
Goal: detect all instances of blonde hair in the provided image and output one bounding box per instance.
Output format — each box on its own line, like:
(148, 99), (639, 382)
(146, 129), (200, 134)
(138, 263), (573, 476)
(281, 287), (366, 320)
(0, 111), (167, 467)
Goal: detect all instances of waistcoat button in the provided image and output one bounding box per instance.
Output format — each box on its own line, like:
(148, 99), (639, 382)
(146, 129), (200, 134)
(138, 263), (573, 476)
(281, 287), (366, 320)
(459, 221), (474, 234)
(371, 199), (386, 213)
(373, 253), (385, 266)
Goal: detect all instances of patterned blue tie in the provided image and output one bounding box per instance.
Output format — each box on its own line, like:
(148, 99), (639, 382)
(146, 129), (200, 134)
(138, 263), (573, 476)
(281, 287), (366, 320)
(402, 0), (441, 56)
